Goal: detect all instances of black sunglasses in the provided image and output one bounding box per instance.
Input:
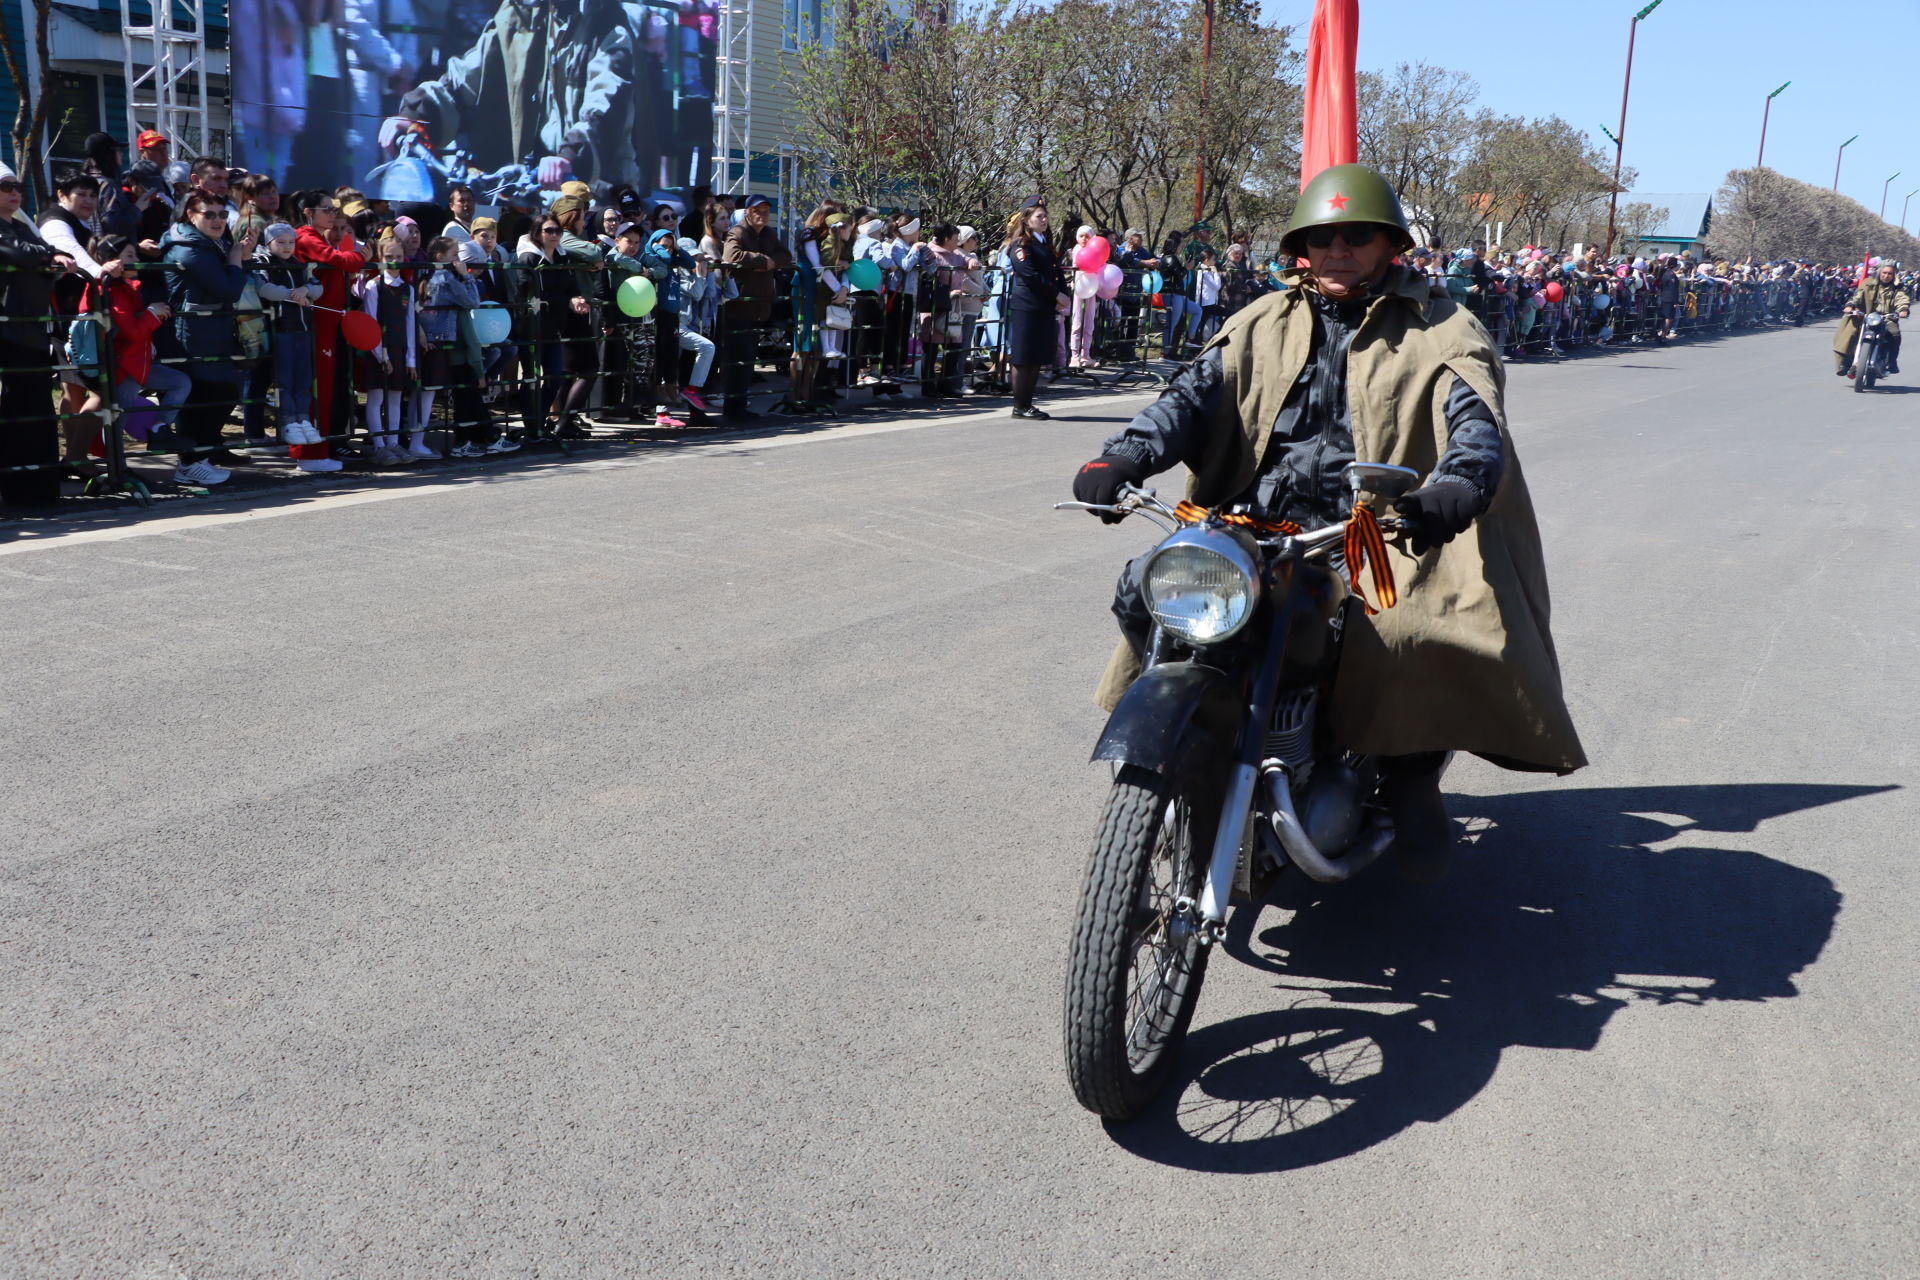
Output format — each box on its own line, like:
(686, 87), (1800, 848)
(1301, 223), (1384, 250)
(0, 180), (21, 193)
(194, 208), (230, 220)
(541, 226), (562, 234)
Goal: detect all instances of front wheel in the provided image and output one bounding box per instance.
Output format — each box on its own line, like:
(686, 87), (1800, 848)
(1065, 754), (1221, 1120)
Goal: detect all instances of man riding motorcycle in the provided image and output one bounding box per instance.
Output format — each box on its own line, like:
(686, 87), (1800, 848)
(1834, 262), (1912, 375)
(1070, 164), (1586, 876)
(393, 0), (634, 192)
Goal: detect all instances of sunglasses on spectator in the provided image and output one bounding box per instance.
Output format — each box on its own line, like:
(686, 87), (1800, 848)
(1301, 224), (1383, 250)
(193, 208), (230, 220)
(0, 180), (21, 193)
(541, 226), (561, 235)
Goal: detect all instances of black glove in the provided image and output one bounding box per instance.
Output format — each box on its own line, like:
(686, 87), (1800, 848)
(1072, 454), (1150, 523)
(1393, 477), (1481, 555)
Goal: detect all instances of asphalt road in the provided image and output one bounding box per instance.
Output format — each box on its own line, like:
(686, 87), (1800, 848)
(4, 326), (1915, 1278)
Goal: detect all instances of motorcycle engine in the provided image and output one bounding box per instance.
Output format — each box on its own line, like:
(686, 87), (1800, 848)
(1265, 692), (1316, 786)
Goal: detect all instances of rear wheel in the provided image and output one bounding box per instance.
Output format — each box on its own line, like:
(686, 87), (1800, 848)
(1065, 751), (1223, 1120)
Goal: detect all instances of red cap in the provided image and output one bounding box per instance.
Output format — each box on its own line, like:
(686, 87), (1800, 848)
(136, 129), (167, 150)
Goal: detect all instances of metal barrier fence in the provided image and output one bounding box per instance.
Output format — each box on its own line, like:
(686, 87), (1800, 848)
(1466, 272), (1849, 360)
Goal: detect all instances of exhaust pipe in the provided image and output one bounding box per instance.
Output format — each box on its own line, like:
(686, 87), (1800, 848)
(1263, 765), (1393, 884)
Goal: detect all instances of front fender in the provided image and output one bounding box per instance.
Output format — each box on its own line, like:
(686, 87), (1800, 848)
(1091, 661), (1236, 773)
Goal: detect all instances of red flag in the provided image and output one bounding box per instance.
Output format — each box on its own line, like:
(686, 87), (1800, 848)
(1300, 0), (1359, 190)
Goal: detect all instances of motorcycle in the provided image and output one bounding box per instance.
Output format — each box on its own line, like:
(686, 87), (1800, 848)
(1057, 464), (1432, 1120)
(366, 118), (566, 211)
(1847, 309), (1891, 391)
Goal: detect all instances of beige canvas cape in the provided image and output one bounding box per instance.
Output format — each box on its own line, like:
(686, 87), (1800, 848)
(1095, 265), (1587, 774)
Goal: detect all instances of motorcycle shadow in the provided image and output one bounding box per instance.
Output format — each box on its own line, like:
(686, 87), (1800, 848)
(1105, 782), (1888, 1173)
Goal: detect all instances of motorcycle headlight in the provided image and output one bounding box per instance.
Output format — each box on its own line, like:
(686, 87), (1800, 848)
(1144, 530), (1261, 645)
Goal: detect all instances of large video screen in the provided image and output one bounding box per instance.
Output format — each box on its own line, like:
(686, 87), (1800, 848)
(230, 0), (716, 203)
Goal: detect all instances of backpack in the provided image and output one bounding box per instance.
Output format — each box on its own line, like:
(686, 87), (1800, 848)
(235, 277), (270, 365)
(63, 283), (103, 377)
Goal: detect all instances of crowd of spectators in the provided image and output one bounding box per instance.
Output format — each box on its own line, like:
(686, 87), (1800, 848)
(0, 126), (1902, 511)
(1403, 242), (1884, 360)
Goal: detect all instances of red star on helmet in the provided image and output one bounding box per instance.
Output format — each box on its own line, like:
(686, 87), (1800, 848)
(1327, 192), (1349, 212)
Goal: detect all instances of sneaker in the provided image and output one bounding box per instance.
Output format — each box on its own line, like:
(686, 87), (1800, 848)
(372, 446), (409, 466)
(654, 412), (688, 428)
(682, 388), (713, 413)
(295, 457), (345, 473)
(173, 460), (230, 486)
(484, 435), (522, 454)
(449, 442), (485, 458)
(406, 440), (440, 460)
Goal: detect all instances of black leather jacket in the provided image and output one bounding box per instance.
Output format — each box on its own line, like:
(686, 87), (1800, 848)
(1099, 289), (1506, 529)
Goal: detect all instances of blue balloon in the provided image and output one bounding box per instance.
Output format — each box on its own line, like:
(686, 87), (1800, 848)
(1146, 270), (1164, 295)
(471, 302), (513, 346)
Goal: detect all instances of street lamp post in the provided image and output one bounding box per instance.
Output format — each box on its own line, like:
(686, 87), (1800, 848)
(1880, 172), (1901, 220)
(1902, 189), (1918, 233)
(1833, 134), (1857, 191)
(1604, 0), (1664, 259)
(1757, 81), (1789, 170)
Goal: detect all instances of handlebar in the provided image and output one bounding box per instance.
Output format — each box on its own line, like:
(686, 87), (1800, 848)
(1053, 483), (1403, 550)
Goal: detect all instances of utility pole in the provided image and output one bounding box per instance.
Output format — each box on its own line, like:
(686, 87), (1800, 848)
(1757, 81), (1789, 170)
(1604, 0), (1664, 259)
(1833, 134), (1857, 191)
(1192, 0), (1214, 225)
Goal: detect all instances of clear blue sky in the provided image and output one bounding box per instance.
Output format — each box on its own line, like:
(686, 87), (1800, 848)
(1262, 0), (1920, 228)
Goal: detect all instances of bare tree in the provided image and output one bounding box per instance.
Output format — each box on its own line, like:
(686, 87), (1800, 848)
(1713, 167), (1920, 265)
(780, 0), (1298, 245)
(0, 0), (54, 203)
(1355, 62), (1483, 245)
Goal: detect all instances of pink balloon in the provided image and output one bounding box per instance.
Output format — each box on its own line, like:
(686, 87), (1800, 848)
(1074, 236), (1111, 273)
(1097, 262), (1124, 299)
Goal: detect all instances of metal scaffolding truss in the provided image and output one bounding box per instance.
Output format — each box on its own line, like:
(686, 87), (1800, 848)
(120, 0), (211, 158)
(712, 0), (752, 193)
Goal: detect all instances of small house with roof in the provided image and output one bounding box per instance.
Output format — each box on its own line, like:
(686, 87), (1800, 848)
(1621, 193), (1713, 255)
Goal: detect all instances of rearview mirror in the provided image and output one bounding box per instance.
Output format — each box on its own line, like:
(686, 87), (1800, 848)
(1343, 462), (1422, 501)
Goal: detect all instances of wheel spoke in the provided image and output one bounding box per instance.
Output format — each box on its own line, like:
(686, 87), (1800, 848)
(1123, 793), (1202, 1070)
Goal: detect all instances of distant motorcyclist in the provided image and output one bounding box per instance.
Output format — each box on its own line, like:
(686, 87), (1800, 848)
(1835, 262), (1912, 375)
(1070, 164), (1585, 877)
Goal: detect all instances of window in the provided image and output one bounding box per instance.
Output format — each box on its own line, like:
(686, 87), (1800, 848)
(784, 0), (831, 51)
(42, 73), (103, 174)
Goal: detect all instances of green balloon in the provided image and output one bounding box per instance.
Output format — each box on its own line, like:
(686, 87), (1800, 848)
(617, 274), (657, 317)
(846, 258), (882, 292)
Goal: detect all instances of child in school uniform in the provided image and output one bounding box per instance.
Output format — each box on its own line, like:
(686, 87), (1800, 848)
(355, 231), (417, 465)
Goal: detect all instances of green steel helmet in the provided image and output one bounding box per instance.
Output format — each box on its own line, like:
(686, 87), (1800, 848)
(1281, 163), (1415, 258)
